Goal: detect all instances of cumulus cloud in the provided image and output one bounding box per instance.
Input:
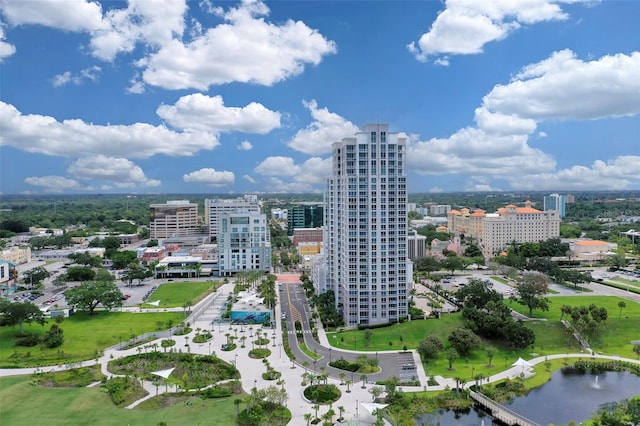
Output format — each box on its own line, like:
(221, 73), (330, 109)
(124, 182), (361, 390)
(0, 24), (16, 61)
(464, 182), (504, 192)
(138, 0), (336, 90)
(2, 1), (334, 90)
(67, 155), (160, 187)
(507, 156), (640, 190)
(0, 101), (219, 159)
(237, 141), (253, 151)
(157, 94), (281, 134)
(183, 168), (235, 187)
(52, 66), (102, 87)
(287, 100), (360, 155)
(1, 0), (106, 32)
(407, 50), (640, 190)
(254, 156), (300, 177)
(408, 0), (594, 63)
(482, 50), (640, 121)
(254, 156), (331, 192)
(24, 176), (93, 193)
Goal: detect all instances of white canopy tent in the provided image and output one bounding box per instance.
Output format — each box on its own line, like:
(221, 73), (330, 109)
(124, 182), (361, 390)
(512, 357), (534, 373)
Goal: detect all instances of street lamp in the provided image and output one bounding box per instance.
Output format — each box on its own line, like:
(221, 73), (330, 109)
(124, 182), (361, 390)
(254, 379), (257, 389)
(329, 347), (332, 363)
(313, 359), (317, 373)
(279, 343), (282, 358)
(208, 342), (211, 355)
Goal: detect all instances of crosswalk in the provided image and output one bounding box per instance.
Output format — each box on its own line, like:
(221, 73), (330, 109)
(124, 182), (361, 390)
(287, 330), (315, 335)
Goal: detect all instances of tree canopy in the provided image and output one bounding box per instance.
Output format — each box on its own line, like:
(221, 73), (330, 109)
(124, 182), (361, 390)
(65, 281), (123, 315)
(0, 300), (45, 334)
(515, 273), (550, 317)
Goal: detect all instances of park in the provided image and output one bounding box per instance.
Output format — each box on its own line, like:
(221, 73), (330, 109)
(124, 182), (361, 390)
(1, 271), (639, 425)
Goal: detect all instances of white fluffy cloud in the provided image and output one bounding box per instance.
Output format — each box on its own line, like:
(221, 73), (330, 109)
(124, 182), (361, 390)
(52, 66), (102, 87)
(254, 156), (300, 177)
(287, 100), (360, 155)
(157, 94), (281, 134)
(183, 168), (235, 187)
(24, 176), (93, 193)
(237, 141), (253, 151)
(0, 24), (15, 61)
(1, 0), (334, 90)
(90, 0), (187, 61)
(408, 0), (593, 63)
(254, 156), (331, 192)
(482, 50), (640, 121)
(138, 0), (336, 90)
(0, 101), (219, 158)
(1, 0), (106, 32)
(67, 156), (160, 188)
(507, 156), (640, 190)
(408, 50), (640, 190)
(2, 0), (187, 61)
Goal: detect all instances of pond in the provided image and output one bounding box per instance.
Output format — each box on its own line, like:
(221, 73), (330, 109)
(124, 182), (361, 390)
(417, 370), (640, 425)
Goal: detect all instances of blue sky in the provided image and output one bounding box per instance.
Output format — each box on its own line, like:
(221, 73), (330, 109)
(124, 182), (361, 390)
(0, 0), (638, 195)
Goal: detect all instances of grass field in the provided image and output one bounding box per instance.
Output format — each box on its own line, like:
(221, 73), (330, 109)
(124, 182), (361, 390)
(0, 311), (184, 368)
(327, 295), (640, 379)
(141, 281), (219, 308)
(507, 295), (640, 357)
(0, 375), (239, 426)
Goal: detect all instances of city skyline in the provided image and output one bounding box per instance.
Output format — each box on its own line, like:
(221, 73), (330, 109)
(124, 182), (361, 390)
(1, 0), (639, 195)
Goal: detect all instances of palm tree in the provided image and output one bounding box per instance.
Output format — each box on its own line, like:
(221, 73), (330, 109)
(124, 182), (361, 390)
(312, 404), (320, 420)
(304, 413), (312, 426)
(233, 398), (242, 415)
(337, 406), (345, 421)
(360, 374), (368, 388)
(345, 380), (352, 393)
(618, 301), (626, 319)
(338, 372), (346, 385)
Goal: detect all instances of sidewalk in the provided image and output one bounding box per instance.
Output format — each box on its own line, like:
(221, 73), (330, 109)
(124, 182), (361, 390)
(3, 282), (640, 425)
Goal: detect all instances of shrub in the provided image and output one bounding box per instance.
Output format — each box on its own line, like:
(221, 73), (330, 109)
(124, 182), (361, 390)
(16, 334), (40, 347)
(249, 348), (271, 359)
(329, 358), (359, 372)
(303, 384), (341, 404)
(199, 385), (233, 399)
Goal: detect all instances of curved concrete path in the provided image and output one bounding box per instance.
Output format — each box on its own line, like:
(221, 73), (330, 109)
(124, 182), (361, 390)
(3, 282), (640, 426)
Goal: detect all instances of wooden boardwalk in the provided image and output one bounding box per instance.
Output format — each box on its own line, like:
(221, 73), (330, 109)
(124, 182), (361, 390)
(469, 390), (541, 426)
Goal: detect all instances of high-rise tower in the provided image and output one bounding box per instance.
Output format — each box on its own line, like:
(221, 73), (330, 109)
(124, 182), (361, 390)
(324, 124), (409, 326)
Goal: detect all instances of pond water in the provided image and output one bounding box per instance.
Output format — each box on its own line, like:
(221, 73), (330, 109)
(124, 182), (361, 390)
(417, 370), (640, 425)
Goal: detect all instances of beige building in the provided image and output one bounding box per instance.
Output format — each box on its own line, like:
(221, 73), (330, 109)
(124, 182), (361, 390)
(1, 246), (32, 264)
(448, 201), (561, 258)
(570, 240), (615, 260)
(149, 200), (200, 239)
(204, 195), (259, 241)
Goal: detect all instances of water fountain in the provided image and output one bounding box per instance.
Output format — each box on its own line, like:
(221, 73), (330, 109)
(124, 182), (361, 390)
(592, 375), (600, 389)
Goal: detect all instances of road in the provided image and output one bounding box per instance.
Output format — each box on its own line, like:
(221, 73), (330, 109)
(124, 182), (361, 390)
(279, 278), (419, 384)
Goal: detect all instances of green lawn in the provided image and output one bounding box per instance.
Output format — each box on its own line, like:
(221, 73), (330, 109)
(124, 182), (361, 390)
(327, 313), (464, 352)
(326, 298), (640, 380)
(0, 311), (184, 368)
(0, 375), (239, 426)
(142, 281), (219, 308)
(507, 295), (640, 358)
(611, 277), (640, 288)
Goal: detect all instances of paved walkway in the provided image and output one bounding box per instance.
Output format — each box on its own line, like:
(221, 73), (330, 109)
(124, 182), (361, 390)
(3, 282), (640, 426)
